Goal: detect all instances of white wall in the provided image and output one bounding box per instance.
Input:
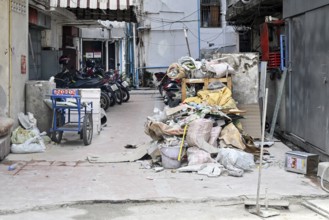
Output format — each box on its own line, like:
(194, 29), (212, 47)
(0, 1), (28, 120)
(200, 0), (238, 53)
(0, 1), (10, 116)
(81, 28), (110, 39)
(139, 0), (200, 69)
(138, 0), (238, 70)
(11, 1), (29, 121)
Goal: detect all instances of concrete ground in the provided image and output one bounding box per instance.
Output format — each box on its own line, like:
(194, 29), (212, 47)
(0, 89), (328, 218)
(1, 202), (328, 220)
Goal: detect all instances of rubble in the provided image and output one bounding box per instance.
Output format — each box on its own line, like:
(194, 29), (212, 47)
(142, 56), (263, 178)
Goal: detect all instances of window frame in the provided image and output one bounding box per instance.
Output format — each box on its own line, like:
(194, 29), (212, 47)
(200, 0), (222, 28)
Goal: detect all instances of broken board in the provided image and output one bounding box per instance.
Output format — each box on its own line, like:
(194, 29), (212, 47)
(238, 104), (262, 139)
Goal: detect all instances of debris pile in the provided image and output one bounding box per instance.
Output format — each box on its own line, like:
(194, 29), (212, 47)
(143, 55), (267, 177)
(145, 85), (262, 177)
(166, 56), (236, 80)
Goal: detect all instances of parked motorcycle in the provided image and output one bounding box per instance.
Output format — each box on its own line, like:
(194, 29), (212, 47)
(153, 72), (169, 97)
(163, 79), (182, 107)
(55, 56), (113, 110)
(106, 69), (130, 102)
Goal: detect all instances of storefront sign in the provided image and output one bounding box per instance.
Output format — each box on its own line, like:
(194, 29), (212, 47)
(86, 52), (93, 58)
(94, 52), (101, 58)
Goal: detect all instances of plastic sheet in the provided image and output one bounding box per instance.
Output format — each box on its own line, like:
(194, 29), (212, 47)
(187, 147), (216, 165)
(167, 63), (186, 79)
(205, 61), (235, 78)
(186, 118), (219, 153)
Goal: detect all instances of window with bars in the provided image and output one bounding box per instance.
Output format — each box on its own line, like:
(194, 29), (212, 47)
(201, 0), (221, 28)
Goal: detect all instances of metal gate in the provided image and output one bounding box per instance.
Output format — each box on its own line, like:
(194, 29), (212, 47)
(289, 6), (329, 154)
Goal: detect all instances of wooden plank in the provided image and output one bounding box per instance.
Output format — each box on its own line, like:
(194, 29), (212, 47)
(181, 78), (187, 101)
(244, 199), (289, 208)
(269, 68), (287, 140)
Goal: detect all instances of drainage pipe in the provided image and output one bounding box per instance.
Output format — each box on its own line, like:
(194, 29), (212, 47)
(105, 40), (109, 71)
(133, 23), (138, 88)
(8, 0), (12, 117)
(197, 0), (201, 59)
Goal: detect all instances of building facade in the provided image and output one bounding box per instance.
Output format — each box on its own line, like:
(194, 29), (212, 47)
(136, 0), (238, 81)
(226, 0), (329, 161)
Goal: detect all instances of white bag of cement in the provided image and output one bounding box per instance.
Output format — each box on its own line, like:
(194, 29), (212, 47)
(11, 126), (46, 154)
(11, 135), (46, 154)
(216, 148), (255, 177)
(187, 147), (216, 165)
(186, 119), (219, 154)
(205, 62), (235, 78)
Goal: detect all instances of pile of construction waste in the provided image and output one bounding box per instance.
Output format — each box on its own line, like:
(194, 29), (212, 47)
(166, 56), (235, 79)
(144, 56), (263, 177)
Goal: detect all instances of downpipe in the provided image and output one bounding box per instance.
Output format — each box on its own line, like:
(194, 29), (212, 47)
(8, 0), (12, 117)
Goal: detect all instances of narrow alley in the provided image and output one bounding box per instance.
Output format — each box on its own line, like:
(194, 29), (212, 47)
(0, 91), (328, 219)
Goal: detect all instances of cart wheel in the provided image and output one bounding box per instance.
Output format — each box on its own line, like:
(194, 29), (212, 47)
(51, 111), (64, 144)
(83, 113), (93, 145)
(52, 130), (63, 143)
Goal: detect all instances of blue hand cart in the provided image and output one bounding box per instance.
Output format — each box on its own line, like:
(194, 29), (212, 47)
(50, 89), (93, 145)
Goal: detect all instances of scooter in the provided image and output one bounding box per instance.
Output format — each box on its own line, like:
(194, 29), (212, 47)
(153, 72), (170, 98)
(163, 79), (182, 108)
(106, 69), (130, 102)
(54, 67), (113, 111)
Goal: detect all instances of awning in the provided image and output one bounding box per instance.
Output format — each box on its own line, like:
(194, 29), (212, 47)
(50, 0), (137, 22)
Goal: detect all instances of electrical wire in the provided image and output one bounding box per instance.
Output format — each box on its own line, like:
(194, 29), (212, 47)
(146, 40), (198, 47)
(137, 9), (200, 30)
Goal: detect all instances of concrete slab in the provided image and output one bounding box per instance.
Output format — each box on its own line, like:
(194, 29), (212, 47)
(303, 199), (329, 219)
(0, 203), (328, 220)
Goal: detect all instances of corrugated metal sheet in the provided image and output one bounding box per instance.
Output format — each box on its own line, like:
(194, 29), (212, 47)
(283, 0), (329, 18)
(50, 0), (133, 10)
(289, 5), (329, 154)
(226, 0), (282, 25)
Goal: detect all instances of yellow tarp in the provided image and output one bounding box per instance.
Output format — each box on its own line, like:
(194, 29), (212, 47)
(184, 87), (237, 109)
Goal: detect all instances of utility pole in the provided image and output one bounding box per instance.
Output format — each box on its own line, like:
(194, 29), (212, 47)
(184, 28), (191, 57)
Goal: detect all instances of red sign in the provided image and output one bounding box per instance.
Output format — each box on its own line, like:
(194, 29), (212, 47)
(21, 55), (26, 74)
(53, 89), (77, 96)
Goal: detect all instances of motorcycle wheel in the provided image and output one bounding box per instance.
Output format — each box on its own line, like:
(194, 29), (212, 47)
(122, 87), (130, 102)
(159, 86), (163, 97)
(109, 92), (116, 106)
(100, 91), (110, 111)
(115, 88), (123, 105)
